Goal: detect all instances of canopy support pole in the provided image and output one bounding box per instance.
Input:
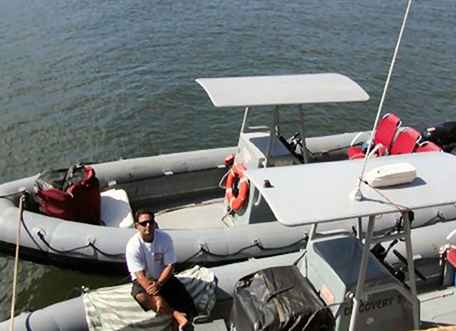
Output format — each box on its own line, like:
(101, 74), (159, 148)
(240, 107), (250, 134)
(265, 107), (280, 166)
(403, 212), (420, 329)
(298, 108), (309, 163)
(349, 215), (375, 331)
(349, 212), (420, 331)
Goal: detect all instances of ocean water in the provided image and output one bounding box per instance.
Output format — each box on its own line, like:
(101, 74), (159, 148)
(0, 0), (455, 321)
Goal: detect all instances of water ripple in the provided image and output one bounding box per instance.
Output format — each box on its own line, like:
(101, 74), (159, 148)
(0, 0), (455, 321)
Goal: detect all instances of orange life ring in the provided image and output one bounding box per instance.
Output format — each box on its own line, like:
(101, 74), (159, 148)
(225, 164), (249, 212)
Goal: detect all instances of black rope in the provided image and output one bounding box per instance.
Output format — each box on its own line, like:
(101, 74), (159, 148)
(181, 248), (206, 265)
(36, 231), (92, 254)
(36, 231), (124, 258)
(36, 225), (306, 262)
(88, 242), (125, 258)
(256, 236), (308, 251)
(360, 178), (410, 212)
(200, 242), (260, 259)
(182, 236), (308, 264)
(0, 190), (45, 252)
(26, 215), (307, 262)
(293, 249), (308, 266)
(2, 191), (124, 258)
(9, 192), (48, 254)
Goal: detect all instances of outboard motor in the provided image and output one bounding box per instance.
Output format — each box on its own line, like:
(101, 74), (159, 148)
(421, 121), (456, 153)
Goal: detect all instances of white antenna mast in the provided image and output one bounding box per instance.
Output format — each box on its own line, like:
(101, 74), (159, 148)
(352, 0), (414, 201)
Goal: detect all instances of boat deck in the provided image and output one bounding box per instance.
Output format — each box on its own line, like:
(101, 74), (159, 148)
(156, 198), (229, 230)
(194, 319), (227, 331)
(420, 287), (456, 326)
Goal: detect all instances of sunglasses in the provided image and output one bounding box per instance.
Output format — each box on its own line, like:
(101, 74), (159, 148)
(137, 220), (155, 227)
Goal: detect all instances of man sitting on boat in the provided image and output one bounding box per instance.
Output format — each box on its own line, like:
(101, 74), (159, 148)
(126, 209), (196, 330)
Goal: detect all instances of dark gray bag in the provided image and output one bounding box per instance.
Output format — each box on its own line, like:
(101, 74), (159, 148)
(230, 266), (334, 331)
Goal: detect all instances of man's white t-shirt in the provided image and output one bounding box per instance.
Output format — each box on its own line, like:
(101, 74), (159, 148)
(125, 230), (177, 280)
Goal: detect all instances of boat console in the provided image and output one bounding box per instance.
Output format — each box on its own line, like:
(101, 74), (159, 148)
(236, 131), (299, 169)
(231, 151), (456, 330)
(303, 233), (414, 330)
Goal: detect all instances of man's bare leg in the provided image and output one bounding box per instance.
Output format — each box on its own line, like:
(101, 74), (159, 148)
(135, 293), (188, 329)
(172, 310), (188, 329)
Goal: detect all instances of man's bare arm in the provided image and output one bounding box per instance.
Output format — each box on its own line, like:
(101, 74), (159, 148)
(134, 270), (156, 293)
(157, 264), (174, 288)
(134, 264), (174, 296)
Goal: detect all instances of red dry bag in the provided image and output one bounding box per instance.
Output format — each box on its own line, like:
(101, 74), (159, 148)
(34, 164), (101, 224)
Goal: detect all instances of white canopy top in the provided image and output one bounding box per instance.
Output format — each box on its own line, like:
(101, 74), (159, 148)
(246, 152), (456, 226)
(196, 73), (369, 107)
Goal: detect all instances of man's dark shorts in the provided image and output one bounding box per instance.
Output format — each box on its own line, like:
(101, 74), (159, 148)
(131, 275), (197, 317)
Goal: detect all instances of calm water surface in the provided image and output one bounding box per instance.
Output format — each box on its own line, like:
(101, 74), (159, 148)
(0, 0), (455, 321)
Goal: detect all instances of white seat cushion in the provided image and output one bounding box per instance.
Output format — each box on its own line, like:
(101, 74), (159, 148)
(100, 189), (134, 228)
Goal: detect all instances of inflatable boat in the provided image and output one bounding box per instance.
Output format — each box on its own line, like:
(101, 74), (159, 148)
(1, 73), (456, 273)
(3, 215), (456, 330)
